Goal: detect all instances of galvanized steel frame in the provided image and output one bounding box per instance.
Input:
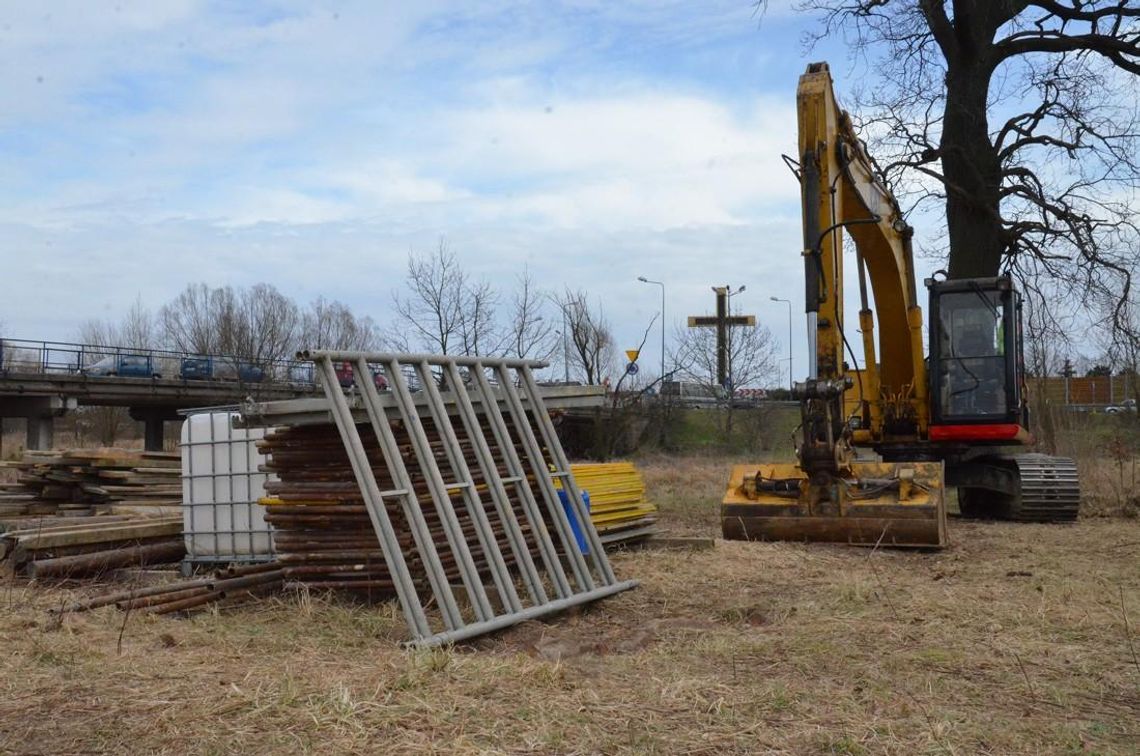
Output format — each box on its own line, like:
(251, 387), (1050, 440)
(306, 350), (636, 647)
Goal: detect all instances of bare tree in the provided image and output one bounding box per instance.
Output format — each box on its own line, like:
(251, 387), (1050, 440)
(672, 322), (779, 392)
(75, 298), (156, 446)
(231, 283), (300, 364)
(124, 298), (155, 349)
(789, 1), (1140, 328)
(159, 283), (299, 364)
(672, 321), (780, 437)
(0, 321), (38, 376)
(580, 314), (658, 459)
(1024, 289), (1075, 452)
(392, 240), (503, 355)
(556, 289), (616, 385)
(299, 296), (380, 351)
(159, 283), (234, 355)
(1099, 291), (1140, 406)
(78, 297), (155, 355)
(457, 277), (501, 357)
(506, 268), (557, 361)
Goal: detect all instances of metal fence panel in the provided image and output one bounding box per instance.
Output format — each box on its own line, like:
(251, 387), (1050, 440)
(291, 350), (637, 647)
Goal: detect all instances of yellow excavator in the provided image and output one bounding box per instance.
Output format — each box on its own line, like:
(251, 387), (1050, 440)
(722, 63), (1080, 548)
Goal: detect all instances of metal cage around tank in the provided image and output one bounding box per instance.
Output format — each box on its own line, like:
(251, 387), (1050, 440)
(180, 409), (276, 573)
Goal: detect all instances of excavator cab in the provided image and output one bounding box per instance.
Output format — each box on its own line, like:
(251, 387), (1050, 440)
(927, 276), (1031, 445)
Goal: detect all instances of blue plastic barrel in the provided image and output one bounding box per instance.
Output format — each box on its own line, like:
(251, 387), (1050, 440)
(556, 489), (591, 555)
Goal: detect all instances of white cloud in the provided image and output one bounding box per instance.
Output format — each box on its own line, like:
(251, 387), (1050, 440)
(0, 0), (830, 377)
(186, 88), (798, 231)
(449, 93), (784, 175)
(439, 91), (796, 229)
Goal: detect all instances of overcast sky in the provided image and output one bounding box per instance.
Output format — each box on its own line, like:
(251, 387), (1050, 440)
(0, 1), (944, 386)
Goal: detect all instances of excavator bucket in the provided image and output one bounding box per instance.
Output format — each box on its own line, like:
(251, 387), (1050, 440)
(721, 461), (947, 548)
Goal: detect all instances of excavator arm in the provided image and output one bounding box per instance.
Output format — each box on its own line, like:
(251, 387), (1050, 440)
(722, 63), (946, 548)
(797, 61), (927, 453)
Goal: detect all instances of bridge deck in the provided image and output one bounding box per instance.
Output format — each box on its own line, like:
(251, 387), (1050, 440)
(0, 371), (318, 409)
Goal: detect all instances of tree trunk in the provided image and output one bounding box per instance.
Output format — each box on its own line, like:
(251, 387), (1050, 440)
(942, 65), (1004, 279)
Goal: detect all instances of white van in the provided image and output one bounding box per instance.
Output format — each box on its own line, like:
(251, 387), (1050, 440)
(660, 380), (728, 408)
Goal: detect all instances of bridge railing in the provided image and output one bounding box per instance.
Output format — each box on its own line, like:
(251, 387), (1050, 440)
(0, 338), (523, 392)
(0, 338), (319, 386)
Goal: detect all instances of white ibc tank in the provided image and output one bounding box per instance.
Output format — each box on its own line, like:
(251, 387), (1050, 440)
(180, 412), (275, 566)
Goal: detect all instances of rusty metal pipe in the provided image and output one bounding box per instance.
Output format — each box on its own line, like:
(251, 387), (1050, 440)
(206, 570), (285, 592)
(212, 561), (281, 579)
(54, 578), (214, 613)
(27, 540), (185, 579)
(117, 586), (211, 610)
(144, 591), (224, 615)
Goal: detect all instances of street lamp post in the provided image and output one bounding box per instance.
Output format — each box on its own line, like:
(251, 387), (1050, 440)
(770, 296), (793, 391)
(637, 276), (666, 386)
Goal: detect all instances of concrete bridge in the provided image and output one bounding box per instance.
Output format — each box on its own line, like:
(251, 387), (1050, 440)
(0, 338), (320, 450)
(0, 370), (320, 450)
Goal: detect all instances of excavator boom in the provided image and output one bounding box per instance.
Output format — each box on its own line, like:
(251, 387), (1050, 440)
(722, 62), (947, 548)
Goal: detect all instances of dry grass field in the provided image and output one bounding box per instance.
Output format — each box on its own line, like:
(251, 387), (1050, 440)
(1, 455), (1138, 754)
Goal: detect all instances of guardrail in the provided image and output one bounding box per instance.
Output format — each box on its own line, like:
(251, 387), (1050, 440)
(0, 338), (318, 386)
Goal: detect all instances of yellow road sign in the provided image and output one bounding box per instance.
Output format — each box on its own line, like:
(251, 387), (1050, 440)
(625, 349), (640, 362)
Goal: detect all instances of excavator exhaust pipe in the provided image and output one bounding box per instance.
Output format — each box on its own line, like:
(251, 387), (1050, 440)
(721, 461), (947, 548)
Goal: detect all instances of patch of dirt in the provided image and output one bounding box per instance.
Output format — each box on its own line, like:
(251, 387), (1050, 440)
(498, 616), (719, 661)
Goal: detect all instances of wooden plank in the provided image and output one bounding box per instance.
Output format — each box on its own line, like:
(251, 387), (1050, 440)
(5, 518), (183, 550)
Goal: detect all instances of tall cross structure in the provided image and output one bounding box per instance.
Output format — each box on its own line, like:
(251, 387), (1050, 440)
(687, 286), (756, 388)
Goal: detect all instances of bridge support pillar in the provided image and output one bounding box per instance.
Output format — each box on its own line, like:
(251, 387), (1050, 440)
(129, 407), (182, 452)
(0, 396), (77, 451)
(144, 418), (164, 452)
(27, 415), (54, 451)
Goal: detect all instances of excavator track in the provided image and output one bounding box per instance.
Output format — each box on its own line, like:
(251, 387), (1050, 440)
(1005, 453), (1081, 522)
(958, 453), (1081, 522)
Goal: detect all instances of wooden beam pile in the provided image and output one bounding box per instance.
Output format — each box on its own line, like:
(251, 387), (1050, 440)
(0, 448), (181, 518)
(0, 514), (184, 578)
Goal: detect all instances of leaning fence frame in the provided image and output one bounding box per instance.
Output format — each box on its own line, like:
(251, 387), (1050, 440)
(299, 350), (636, 647)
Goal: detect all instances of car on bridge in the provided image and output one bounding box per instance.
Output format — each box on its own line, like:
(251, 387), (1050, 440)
(84, 354), (160, 378)
(181, 357), (266, 383)
(335, 361), (388, 391)
(223, 361), (266, 383)
(178, 357), (214, 380)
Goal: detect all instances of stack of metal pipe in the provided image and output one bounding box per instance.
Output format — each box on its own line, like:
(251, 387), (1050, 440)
(258, 416), (551, 597)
